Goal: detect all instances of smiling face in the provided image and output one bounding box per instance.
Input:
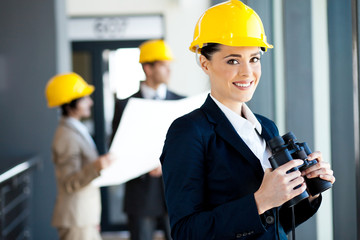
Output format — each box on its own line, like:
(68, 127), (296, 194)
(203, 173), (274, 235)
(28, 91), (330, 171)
(200, 45), (261, 113)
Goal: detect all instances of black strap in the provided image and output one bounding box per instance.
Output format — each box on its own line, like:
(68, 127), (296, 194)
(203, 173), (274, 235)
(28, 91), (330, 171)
(276, 207), (280, 239)
(291, 206), (296, 240)
(276, 206), (296, 240)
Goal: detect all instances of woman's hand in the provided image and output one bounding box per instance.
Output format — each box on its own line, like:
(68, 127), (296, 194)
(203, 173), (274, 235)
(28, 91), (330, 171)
(301, 151), (335, 200)
(93, 153), (114, 172)
(301, 151), (335, 184)
(254, 160), (306, 214)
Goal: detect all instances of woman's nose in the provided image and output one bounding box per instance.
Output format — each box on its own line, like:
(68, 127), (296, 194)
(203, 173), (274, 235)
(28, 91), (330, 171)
(238, 62), (251, 77)
(86, 96), (93, 106)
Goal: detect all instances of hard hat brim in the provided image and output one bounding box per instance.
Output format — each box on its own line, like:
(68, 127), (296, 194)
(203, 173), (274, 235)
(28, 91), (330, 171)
(190, 38), (274, 53)
(47, 85), (94, 108)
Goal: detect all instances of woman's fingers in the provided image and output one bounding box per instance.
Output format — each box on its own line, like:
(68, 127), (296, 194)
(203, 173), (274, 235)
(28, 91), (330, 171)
(307, 151), (323, 161)
(302, 161), (329, 175)
(300, 153), (335, 184)
(291, 182), (307, 198)
(277, 159), (304, 174)
(305, 165), (333, 178)
(319, 173), (336, 184)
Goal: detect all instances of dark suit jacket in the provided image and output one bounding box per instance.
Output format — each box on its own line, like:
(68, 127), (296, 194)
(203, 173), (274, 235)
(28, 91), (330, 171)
(160, 95), (321, 239)
(111, 89), (184, 216)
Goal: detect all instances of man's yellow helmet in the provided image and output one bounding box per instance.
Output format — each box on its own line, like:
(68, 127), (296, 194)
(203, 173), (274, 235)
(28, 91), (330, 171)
(139, 39), (174, 63)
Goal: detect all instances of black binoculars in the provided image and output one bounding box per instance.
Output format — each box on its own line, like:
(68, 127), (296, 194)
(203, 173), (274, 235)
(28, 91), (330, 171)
(268, 132), (332, 207)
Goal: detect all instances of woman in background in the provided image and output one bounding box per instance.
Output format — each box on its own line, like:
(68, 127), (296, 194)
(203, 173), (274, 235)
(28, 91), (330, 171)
(45, 72), (113, 240)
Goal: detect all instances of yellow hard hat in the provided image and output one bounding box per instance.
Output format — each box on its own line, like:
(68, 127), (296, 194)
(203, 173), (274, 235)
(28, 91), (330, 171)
(45, 72), (94, 108)
(139, 39), (174, 63)
(189, 0), (273, 53)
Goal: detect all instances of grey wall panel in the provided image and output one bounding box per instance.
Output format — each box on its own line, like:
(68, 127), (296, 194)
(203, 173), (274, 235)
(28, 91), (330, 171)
(0, 0), (69, 239)
(284, 1), (316, 239)
(211, 0), (226, 5)
(328, 0), (358, 239)
(245, 0), (275, 120)
(357, 1), (360, 238)
(284, 0), (314, 145)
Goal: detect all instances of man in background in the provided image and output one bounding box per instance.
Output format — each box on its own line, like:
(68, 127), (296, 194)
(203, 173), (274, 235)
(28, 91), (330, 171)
(111, 39), (184, 240)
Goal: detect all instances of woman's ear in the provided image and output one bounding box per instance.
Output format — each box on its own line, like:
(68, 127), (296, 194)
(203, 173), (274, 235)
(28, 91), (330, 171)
(199, 55), (210, 74)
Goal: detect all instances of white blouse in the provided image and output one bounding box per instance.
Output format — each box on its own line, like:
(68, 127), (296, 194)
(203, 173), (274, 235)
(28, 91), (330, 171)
(210, 95), (272, 171)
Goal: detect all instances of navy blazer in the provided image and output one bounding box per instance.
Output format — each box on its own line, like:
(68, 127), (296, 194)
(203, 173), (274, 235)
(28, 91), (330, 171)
(160, 95), (321, 239)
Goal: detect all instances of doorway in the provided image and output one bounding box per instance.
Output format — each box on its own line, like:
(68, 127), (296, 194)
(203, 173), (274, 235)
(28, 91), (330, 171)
(72, 39), (147, 232)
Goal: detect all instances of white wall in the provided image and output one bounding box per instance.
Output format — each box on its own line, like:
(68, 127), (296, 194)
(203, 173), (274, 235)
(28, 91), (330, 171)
(66, 0), (211, 96)
(311, 0), (333, 239)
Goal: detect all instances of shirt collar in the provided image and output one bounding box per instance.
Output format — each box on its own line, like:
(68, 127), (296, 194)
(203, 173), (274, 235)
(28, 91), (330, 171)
(140, 83), (167, 100)
(210, 94), (262, 134)
(66, 117), (88, 133)
(64, 117), (96, 148)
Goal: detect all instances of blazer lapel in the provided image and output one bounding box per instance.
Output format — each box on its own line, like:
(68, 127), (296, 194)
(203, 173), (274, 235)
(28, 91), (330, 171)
(256, 117), (276, 143)
(61, 118), (95, 151)
(201, 95), (264, 179)
(165, 90), (173, 100)
(132, 90), (143, 99)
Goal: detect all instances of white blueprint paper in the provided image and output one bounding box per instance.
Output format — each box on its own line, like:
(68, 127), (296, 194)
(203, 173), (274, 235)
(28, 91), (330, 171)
(92, 92), (208, 187)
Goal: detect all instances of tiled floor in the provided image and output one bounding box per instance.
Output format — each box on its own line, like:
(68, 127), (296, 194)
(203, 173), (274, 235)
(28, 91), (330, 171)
(101, 231), (165, 240)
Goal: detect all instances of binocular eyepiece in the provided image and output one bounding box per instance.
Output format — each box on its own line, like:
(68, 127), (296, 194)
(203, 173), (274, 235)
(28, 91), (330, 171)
(268, 132), (332, 207)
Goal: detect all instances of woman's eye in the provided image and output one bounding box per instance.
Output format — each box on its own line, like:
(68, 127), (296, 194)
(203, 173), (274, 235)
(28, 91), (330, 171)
(251, 57), (261, 63)
(227, 59), (239, 65)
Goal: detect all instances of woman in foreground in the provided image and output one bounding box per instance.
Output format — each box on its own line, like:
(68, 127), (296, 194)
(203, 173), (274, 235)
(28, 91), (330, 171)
(160, 1), (335, 239)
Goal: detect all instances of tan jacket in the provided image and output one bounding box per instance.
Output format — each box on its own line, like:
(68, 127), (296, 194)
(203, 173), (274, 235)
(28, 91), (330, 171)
(51, 118), (101, 227)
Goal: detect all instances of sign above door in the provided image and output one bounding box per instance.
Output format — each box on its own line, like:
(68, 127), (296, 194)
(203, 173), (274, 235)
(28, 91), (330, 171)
(68, 15), (164, 41)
